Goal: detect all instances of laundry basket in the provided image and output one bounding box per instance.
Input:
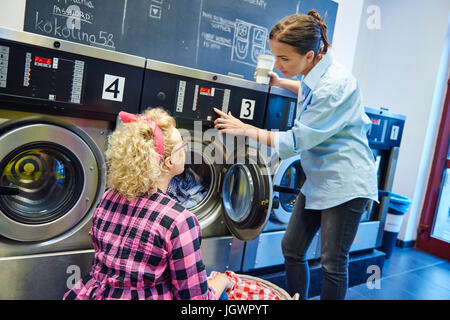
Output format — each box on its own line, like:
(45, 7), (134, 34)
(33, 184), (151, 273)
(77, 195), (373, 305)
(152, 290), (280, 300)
(235, 274), (299, 300)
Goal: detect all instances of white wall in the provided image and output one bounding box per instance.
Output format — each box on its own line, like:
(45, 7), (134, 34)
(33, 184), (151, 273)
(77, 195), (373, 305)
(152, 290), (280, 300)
(353, 0), (450, 242)
(331, 0), (364, 72)
(0, 0), (25, 30)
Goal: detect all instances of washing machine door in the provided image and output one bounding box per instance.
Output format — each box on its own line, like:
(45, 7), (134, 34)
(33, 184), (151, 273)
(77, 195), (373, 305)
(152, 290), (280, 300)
(271, 156), (305, 224)
(221, 147), (272, 241)
(168, 131), (226, 236)
(0, 118), (105, 242)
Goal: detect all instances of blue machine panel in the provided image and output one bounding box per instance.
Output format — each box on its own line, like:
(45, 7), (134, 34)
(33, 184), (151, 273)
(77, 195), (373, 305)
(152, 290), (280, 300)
(365, 107), (406, 150)
(264, 87), (298, 131)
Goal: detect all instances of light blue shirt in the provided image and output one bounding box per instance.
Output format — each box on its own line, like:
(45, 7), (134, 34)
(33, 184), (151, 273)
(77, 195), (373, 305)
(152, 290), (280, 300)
(274, 51), (379, 210)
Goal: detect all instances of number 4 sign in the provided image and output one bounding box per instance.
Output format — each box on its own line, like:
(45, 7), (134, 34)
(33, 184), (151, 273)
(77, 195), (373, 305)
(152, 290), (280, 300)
(102, 74), (125, 102)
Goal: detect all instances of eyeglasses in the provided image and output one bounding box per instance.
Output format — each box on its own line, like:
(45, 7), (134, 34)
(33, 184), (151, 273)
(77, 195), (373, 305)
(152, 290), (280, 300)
(171, 141), (188, 156)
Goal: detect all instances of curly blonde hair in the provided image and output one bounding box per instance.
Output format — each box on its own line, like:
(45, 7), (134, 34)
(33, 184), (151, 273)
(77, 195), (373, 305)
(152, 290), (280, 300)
(105, 108), (177, 200)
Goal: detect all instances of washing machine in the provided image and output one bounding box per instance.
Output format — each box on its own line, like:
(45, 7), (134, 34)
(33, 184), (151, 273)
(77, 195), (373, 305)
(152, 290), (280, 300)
(242, 86), (320, 272)
(140, 59), (273, 273)
(0, 27), (145, 299)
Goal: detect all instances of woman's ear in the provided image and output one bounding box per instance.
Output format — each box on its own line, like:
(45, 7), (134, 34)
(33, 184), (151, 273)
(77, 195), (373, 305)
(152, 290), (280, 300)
(306, 50), (315, 62)
(162, 156), (173, 172)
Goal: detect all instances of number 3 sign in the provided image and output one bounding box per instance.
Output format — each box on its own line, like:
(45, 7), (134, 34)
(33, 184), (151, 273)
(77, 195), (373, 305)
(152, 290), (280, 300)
(239, 98), (256, 120)
(102, 74), (125, 102)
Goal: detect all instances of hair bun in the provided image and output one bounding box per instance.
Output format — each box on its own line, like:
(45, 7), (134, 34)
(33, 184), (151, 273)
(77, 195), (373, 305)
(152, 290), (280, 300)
(307, 9), (329, 54)
(308, 9), (327, 31)
(308, 9), (322, 21)
(307, 9), (327, 29)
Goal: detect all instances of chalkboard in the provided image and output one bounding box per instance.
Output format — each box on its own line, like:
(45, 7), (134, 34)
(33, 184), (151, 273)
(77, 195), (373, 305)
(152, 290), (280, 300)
(24, 0), (338, 81)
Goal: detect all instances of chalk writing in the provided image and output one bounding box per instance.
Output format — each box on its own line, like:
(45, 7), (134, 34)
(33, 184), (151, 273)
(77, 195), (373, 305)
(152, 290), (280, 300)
(200, 10), (268, 67)
(241, 0), (267, 10)
(232, 19), (268, 66)
(200, 11), (234, 50)
(34, 11), (115, 49)
(56, 0), (95, 9)
(53, 4), (94, 25)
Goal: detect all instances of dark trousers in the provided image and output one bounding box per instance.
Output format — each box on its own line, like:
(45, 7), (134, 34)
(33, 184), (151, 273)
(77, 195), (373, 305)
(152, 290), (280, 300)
(281, 193), (368, 300)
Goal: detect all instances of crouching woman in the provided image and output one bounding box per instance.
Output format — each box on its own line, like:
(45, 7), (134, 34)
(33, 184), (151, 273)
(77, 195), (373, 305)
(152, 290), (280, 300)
(63, 108), (231, 300)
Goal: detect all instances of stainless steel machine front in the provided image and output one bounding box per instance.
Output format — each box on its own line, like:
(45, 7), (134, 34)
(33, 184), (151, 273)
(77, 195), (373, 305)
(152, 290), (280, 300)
(140, 59), (274, 273)
(0, 27), (145, 299)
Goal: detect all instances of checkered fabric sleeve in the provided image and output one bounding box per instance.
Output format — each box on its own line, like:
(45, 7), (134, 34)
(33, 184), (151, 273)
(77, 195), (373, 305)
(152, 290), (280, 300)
(209, 271), (280, 300)
(166, 208), (216, 300)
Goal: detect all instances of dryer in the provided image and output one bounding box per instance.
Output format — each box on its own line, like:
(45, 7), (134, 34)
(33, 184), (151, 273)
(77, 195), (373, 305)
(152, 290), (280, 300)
(242, 86), (320, 272)
(0, 28), (145, 299)
(140, 60), (273, 273)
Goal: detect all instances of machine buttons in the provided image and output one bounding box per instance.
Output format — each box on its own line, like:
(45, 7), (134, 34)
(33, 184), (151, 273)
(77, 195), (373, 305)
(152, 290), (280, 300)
(222, 89), (230, 114)
(0, 45), (9, 88)
(23, 52), (31, 87)
(192, 84), (199, 111)
(176, 80), (186, 112)
(71, 60), (84, 103)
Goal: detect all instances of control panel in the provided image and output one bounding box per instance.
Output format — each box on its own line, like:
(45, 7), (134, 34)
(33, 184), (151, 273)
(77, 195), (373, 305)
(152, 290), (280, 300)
(0, 32), (145, 120)
(175, 80), (232, 122)
(140, 62), (268, 129)
(1, 44), (85, 104)
(365, 107), (406, 150)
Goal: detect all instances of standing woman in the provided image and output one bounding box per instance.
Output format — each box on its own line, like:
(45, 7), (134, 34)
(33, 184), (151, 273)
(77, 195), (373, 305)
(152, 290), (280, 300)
(214, 10), (378, 300)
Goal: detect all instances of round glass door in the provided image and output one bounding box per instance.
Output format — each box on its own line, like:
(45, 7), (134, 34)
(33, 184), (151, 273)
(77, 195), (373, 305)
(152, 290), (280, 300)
(0, 122), (103, 242)
(272, 157), (305, 224)
(279, 160), (304, 212)
(222, 163), (272, 241)
(0, 144), (83, 224)
(222, 165), (254, 224)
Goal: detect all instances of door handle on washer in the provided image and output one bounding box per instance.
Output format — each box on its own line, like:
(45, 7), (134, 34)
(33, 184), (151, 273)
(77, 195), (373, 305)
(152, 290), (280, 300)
(0, 186), (20, 195)
(273, 185), (300, 195)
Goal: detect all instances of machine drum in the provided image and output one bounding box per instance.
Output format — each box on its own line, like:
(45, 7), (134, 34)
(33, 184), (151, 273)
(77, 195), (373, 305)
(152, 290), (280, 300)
(0, 142), (84, 225)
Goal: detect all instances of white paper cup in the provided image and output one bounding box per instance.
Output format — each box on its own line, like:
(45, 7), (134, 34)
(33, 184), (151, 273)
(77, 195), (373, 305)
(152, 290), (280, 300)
(256, 54), (275, 84)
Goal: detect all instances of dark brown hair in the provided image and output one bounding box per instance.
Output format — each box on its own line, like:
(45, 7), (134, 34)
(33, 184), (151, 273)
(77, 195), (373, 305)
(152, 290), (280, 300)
(269, 10), (330, 57)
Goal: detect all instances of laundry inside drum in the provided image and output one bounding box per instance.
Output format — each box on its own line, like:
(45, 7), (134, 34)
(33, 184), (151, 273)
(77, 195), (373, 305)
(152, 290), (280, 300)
(167, 160), (212, 210)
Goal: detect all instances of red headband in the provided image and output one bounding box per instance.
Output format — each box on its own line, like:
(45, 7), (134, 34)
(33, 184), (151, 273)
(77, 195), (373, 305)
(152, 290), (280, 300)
(118, 111), (165, 156)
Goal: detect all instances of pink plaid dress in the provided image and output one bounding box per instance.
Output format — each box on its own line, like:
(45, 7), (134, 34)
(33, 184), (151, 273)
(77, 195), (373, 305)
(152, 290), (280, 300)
(63, 189), (216, 300)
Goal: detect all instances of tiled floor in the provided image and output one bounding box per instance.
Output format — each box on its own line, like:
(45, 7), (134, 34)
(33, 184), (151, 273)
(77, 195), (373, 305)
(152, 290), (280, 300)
(322, 246), (450, 300)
